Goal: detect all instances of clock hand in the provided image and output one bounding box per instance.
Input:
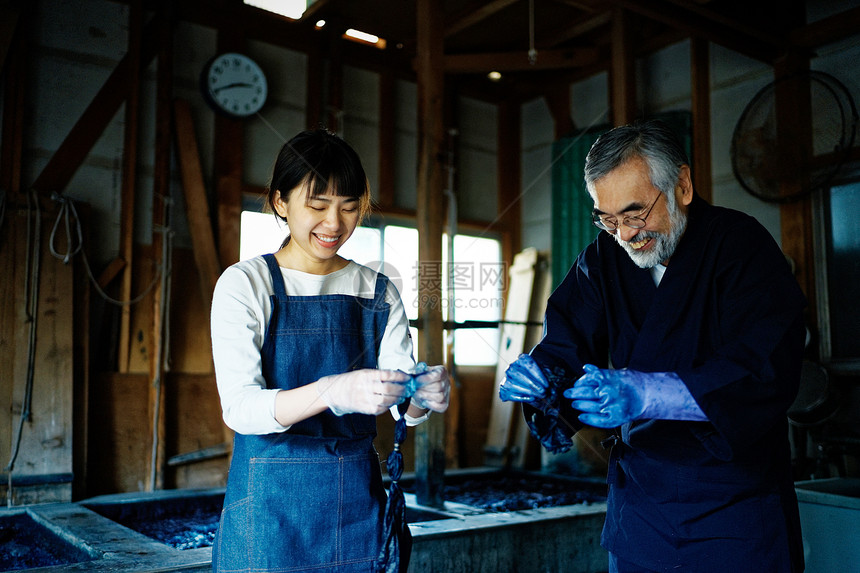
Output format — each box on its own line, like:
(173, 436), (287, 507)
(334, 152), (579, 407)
(213, 82), (255, 94)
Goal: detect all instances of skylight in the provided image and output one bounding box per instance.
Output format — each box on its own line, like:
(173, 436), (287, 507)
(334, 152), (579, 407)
(244, 1), (386, 49)
(244, 0), (306, 20)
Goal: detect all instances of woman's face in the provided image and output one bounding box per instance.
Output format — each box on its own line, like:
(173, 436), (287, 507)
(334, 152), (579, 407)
(273, 181), (360, 273)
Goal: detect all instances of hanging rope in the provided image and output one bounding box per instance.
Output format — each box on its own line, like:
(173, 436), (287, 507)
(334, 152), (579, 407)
(6, 189), (42, 507)
(48, 193), (163, 306)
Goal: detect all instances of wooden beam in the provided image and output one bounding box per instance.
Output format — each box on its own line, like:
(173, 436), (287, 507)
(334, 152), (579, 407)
(415, 0), (446, 509)
(690, 37), (712, 204)
(610, 6), (636, 126)
(377, 70), (396, 210)
(443, 46), (600, 74)
(30, 19), (158, 196)
(173, 99), (222, 310)
(93, 258), (124, 291)
(789, 6), (860, 49)
(117, 0), (143, 374)
(0, 3), (27, 198)
(542, 11), (612, 47)
(445, 0), (519, 37)
(608, 0), (788, 63)
(298, 0), (333, 22)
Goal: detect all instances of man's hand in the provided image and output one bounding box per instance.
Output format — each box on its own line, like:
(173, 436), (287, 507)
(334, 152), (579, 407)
(499, 354), (550, 404)
(563, 364), (707, 428)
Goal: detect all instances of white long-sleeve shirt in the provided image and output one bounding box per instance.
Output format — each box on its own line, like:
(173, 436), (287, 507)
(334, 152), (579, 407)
(211, 256), (415, 435)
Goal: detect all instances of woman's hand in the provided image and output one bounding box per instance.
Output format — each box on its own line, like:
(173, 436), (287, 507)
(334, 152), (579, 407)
(316, 369), (410, 416)
(411, 365), (450, 413)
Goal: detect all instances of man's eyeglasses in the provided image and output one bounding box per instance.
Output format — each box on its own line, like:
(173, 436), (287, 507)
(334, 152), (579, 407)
(592, 193), (662, 233)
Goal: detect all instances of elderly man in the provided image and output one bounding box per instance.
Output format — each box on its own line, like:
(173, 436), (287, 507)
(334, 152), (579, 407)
(501, 120), (806, 572)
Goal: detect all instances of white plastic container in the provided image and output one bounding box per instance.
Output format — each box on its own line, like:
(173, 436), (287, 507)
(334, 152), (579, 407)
(795, 478), (860, 573)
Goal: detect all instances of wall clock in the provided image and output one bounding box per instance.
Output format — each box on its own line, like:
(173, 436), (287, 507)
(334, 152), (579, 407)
(201, 52), (268, 119)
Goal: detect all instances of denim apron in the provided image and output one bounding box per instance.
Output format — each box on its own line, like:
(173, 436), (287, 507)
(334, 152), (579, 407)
(213, 254), (391, 573)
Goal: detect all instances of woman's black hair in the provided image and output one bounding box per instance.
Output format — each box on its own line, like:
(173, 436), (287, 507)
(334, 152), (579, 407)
(267, 128), (371, 222)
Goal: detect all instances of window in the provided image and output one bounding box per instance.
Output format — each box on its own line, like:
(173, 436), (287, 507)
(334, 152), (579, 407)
(814, 179), (860, 364)
(239, 212), (503, 366)
(243, 0), (306, 20)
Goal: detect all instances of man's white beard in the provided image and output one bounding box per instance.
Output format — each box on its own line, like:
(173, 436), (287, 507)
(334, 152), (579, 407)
(616, 194), (688, 269)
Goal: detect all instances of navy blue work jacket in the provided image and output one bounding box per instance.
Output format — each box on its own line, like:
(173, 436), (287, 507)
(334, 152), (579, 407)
(528, 194), (807, 572)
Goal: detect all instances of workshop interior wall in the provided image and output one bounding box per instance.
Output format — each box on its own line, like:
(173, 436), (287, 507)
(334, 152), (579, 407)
(4, 0), (860, 499)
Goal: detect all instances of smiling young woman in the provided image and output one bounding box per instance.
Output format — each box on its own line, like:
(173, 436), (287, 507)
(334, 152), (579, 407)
(209, 129), (451, 573)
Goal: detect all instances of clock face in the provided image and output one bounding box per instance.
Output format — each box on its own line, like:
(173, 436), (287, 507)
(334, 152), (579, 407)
(203, 53), (268, 118)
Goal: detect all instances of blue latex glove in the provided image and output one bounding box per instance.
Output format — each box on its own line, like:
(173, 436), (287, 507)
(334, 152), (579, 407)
(391, 362), (450, 413)
(563, 364), (707, 428)
(501, 355), (574, 454)
(398, 362), (429, 399)
(411, 363), (450, 412)
(499, 354), (549, 404)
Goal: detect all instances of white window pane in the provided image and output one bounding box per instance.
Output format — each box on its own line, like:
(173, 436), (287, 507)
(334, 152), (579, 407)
(451, 234), (503, 322)
(339, 227), (382, 265)
(454, 329), (504, 367)
(382, 226), (419, 320)
(240, 211), (287, 260)
(450, 234), (503, 366)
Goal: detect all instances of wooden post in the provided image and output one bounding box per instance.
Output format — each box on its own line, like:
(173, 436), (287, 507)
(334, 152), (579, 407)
(774, 0), (816, 329)
(117, 0), (143, 374)
(774, 59), (816, 328)
(415, 0), (446, 508)
(378, 71), (396, 210)
(1, 3), (26, 201)
(543, 83), (574, 139)
(214, 7), (245, 270)
(173, 100), (222, 310)
(610, 6), (636, 126)
(306, 45), (323, 130)
(146, 0), (174, 492)
(690, 37), (712, 204)
(497, 100), (522, 276)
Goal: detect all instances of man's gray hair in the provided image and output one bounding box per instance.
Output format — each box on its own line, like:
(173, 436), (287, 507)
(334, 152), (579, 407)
(584, 120), (689, 198)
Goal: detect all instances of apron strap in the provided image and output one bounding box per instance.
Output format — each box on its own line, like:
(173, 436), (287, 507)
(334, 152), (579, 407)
(263, 253), (288, 299)
(373, 272), (389, 305)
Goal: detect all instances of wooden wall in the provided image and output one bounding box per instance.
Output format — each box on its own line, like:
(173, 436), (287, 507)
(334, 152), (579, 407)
(0, 207), (79, 504)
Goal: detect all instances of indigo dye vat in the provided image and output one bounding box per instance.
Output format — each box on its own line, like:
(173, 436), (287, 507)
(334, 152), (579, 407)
(401, 468), (606, 512)
(3, 470), (608, 572)
(0, 511), (95, 571)
(402, 469), (609, 573)
(83, 489), (224, 550)
(438, 471), (606, 511)
(82, 488), (450, 552)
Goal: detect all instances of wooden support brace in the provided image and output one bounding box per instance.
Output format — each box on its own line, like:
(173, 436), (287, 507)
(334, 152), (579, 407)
(173, 99), (222, 310)
(484, 248), (538, 467)
(30, 20), (158, 196)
